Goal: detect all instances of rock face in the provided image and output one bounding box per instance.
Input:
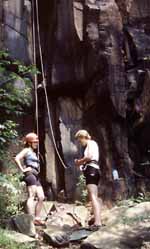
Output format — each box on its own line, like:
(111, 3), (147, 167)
(1, 0), (32, 62)
(1, 0), (150, 201)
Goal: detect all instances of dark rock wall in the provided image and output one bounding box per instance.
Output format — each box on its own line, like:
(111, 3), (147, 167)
(1, 0), (32, 62)
(43, 0), (150, 200)
(1, 0), (150, 201)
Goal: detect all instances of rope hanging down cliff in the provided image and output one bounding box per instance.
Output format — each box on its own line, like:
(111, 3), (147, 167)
(32, 0), (68, 169)
(32, 0), (40, 159)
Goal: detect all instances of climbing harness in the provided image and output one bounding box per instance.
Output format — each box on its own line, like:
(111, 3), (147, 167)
(32, 0), (68, 170)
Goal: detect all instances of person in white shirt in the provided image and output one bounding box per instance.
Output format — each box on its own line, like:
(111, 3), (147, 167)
(75, 130), (102, 230)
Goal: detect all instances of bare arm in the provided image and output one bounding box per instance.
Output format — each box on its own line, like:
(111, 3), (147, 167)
(15, 148), (32, 173)
(75, 141), (96, 166)
(75, 157), (91, 167)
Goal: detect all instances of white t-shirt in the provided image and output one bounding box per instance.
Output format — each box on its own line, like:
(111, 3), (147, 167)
(84, 140), (99, 169)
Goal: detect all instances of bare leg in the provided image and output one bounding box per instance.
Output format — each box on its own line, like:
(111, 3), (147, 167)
(35, 186), (45, 219)
(27, 185), (37, 216)
(87, 184), (102, 226)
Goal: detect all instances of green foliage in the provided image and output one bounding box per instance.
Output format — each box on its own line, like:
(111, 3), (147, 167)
(77, 174), (88, 204)
(0, 84), (31, 114)
(0, 50), (38, 158)
(0, 50), (39, 219)
(0, 50), (39, 77)
(0, 173), (24, 218)
(0, 121), (18, 152)
(0, 229), (36, 249)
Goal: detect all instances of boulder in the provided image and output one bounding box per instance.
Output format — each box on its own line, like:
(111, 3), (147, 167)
(44, 226), (92, 245)
(101, 202), (150, 226)
(101, 206), (128, 226)
(47, 213), (76, 228)
(81, 202), (150, 249)
(70, 229), (93, 242)
(43, 226), (70, 247)
(81, 223), (150, 249)
(125, 202), (150, 219)
(46, 203), (89, 228)
(1, 230), (36, 244)
(12, 214), (36, 237)
(81, 228), (125, 249)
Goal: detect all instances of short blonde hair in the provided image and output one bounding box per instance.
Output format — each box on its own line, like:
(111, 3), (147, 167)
(75, 130), (91, 139)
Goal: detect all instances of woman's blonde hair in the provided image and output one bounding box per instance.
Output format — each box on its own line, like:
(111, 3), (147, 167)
(75, 130), (91, 139)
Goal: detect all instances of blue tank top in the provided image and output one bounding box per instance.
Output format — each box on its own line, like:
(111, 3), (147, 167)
(24, 149), (40, 171)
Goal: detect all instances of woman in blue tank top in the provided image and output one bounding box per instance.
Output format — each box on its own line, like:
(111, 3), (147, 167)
(15, 133), (45, 226)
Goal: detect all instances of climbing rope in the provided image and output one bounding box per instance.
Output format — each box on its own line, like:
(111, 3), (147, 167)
(33, 0), (68, 169)
(31, 0), (40, 160)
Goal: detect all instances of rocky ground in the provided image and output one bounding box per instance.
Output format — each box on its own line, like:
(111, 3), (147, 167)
(2, 201), (150, 249)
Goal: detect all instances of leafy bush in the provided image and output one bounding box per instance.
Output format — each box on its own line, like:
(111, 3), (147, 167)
(0, 51), (39, 218)
(0, 173), (25, 218)
(76, 174), (88, 203)
(0, 50), (39, 159)
(0, 120), (18, 151)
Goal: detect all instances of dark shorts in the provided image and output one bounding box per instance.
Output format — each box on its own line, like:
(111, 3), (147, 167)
(24, 173), (41, 187)
(84, 166), (100, 185)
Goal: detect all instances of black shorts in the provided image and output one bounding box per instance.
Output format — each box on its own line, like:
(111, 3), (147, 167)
(24, 173), (41, 187)
(84, 166), (100, 185)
